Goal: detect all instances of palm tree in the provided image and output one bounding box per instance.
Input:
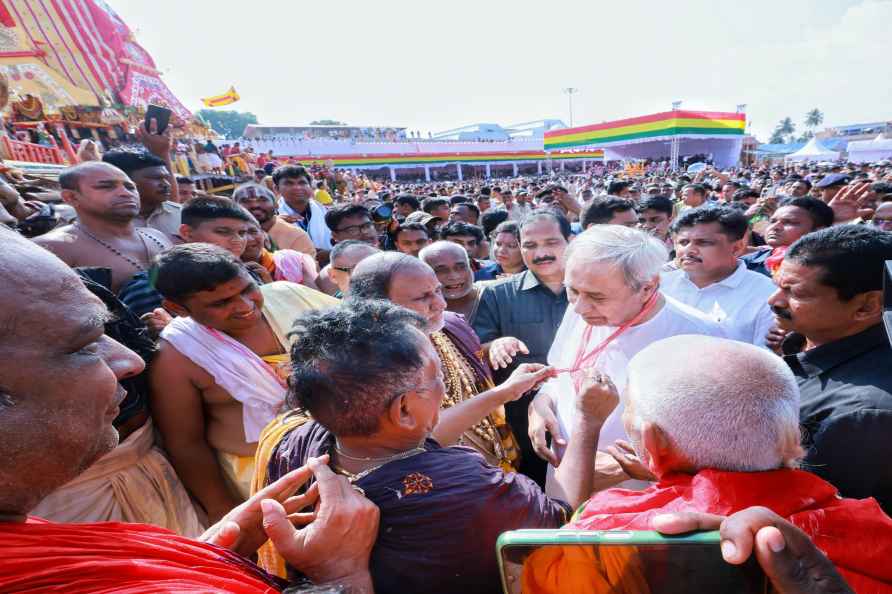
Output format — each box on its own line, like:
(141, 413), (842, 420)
(805, 109), (824, 131)
(777, 117), (796, 143)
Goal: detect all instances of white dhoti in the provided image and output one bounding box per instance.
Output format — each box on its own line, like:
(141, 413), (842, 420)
(30, 418), (205, 538)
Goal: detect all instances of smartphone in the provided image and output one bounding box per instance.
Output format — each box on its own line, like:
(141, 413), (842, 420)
(144, 104), (172, 134)
(497, 529), (768, 594)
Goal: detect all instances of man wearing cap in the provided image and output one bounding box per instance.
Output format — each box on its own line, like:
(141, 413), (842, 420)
(815, 174), (851, 203)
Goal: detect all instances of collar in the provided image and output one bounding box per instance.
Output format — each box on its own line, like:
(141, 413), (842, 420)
(786, 323), (888, 379)
(519, 269), (543, 291)
(146, 200), (181, 219)
(683, 260), (748, 290)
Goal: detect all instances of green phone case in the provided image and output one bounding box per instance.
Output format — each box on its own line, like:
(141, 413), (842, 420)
(496, 529), (766, 594)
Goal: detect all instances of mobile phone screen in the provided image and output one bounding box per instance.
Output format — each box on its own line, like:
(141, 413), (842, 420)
(145, 104), (172, 134)
(501, 543), (768, 594)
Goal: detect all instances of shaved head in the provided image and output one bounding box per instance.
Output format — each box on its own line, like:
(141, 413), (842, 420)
(349, 251), (432, 300)
(625, 335), (802, 472)
(59, 161), (126, 191)
(419, 240), (469, 265)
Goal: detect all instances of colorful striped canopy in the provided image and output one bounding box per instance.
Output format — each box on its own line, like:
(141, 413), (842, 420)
(544, 110), (746, 150)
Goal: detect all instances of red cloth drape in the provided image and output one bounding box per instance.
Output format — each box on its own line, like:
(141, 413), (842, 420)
(0, 1), (15, 27)
(0, 518), (285, 593)
(571, 469), (892, 593)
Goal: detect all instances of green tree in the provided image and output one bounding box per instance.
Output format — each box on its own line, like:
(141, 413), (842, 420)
(778, 117), (796, 142)
(805, 108), (824, 131)
(196, 109), (258, 139)
(769, 117), (796, 144)
(309, 119), (347, 126)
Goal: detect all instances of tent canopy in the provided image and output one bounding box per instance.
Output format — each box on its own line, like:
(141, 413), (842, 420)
(847, 135), (892, 164)
(784, 137), (839, 162)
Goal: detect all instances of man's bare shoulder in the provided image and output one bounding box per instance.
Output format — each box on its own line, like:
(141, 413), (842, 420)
(32, 225), (81, 258)
(154, 337), (207, 380)
(32, 224), (78, 244)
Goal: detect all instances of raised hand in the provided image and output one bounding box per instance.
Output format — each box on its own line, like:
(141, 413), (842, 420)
(576, 370), (619, 426)
(498, 363), (556, 402)
(488, 336), (529, 370)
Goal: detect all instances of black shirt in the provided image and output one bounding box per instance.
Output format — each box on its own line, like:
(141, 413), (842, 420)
(473, 270), (569, 486)
(783, 324), (892, 514)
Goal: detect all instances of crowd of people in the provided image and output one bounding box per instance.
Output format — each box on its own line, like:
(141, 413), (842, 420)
(2, 117), (892, 594)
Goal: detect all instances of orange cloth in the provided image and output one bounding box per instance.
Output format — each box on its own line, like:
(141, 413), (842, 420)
(570, 469), (892, 593)
(523, 545), (650, 594)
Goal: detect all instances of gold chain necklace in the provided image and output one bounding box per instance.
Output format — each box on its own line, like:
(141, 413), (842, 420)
(430, 331), (504, 459)
(333, 446), (426, 483)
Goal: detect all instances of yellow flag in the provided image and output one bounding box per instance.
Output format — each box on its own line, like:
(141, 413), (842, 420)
(201, 86), (240, 108)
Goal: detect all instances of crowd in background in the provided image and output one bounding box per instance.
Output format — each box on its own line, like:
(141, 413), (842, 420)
(2, 119), (892, 594)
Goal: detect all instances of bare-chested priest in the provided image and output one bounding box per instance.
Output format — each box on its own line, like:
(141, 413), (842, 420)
(149, 243), (337, 521)
(32, 161), (171, 292)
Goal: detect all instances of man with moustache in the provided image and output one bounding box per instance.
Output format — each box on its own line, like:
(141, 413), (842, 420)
(33, 161), (171, 293)
(472, 212), (572, 485)
(528, 225), (724, 497)
(327, 240), (380, 298)
(769, 225), (892, 513)
(420, 241), (482, 325)
(233, 182), (316, 257)
(661, 206), (776, 346)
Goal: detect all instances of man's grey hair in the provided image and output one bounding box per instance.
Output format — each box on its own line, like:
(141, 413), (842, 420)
(232, 182), (276, 203)
(418, 241), (470, 266)
(626, 335), (803, 472)
(564, 225), (668, 290)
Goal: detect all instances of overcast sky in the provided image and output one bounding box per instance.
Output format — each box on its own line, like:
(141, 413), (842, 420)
(114, 0), (891, 141)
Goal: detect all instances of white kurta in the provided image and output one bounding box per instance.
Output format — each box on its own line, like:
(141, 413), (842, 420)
(544, 294), (725, 449)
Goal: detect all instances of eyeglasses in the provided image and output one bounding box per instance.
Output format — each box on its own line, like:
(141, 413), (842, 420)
(335, 221), (375, 236)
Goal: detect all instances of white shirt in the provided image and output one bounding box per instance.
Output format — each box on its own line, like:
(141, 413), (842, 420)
(544, 294), (725, 449)
(660, 261), (776, 347)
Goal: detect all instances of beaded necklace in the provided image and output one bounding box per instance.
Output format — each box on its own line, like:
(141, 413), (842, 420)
(429, 331), (505, 461)
(75, 223), (167, 273)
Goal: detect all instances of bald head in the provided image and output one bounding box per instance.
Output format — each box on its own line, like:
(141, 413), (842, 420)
(349, 251), (432, 300)
(59, 161), (125, 191)
(0, 227), (144, 514)
(419, 240), (469, 265)
(625, 335), (802, 473)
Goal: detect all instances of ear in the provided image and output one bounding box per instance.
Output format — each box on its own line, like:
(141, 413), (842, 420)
(178, 224), (193, 242)
(852, 290), (883, 322)
(60, 189), (78, 207)
(729, 237), (748, 257)
(640, 421), (674, 477)
(388, 391), (419, 432)
(161, 298), (189, 319)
